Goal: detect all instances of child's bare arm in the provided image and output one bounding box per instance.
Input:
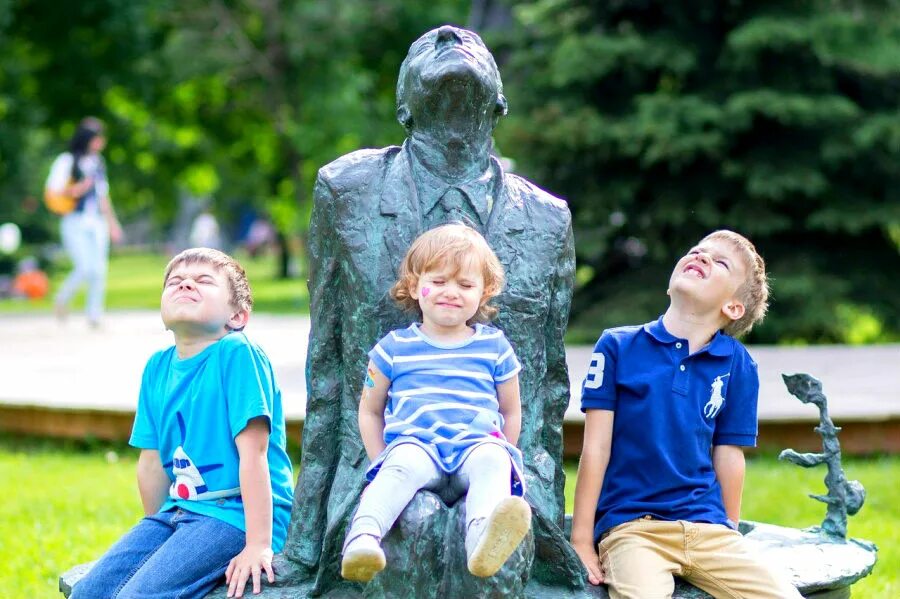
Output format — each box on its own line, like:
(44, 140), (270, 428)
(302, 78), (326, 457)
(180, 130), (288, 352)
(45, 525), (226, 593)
(358, 361), (390, 461)
(136, 449), (169, 516)
(571, 409), (614, 585)
(226, 417), (274, 598)
(496, 375), (521, 445)
(713, 444), (746, 526)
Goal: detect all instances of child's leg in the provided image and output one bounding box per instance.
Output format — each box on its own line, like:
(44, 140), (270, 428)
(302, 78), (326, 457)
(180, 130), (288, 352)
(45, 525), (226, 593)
(69, 511), (176, 599)
(115, 509), (245, 599)
(456, 443), (531, 577)
(599, 518), (682, 599)
(345, 443), (442, 542)
(342, 443), (441, 582)
(456, 442), (512, 526)
(682, 523), (802, 599)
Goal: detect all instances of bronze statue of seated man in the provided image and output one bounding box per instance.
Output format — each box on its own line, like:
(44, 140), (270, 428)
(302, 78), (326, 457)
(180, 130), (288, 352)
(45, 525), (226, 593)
(285, 24), (583, 597)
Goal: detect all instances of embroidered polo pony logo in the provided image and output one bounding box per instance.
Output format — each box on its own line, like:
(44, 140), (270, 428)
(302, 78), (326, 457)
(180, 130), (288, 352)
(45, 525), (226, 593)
(163, 412), (240, 501)
(703, 374), (730, 419)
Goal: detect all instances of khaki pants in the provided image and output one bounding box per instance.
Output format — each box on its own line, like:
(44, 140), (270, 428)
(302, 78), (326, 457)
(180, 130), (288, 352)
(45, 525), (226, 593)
(599, 517), (802, 599)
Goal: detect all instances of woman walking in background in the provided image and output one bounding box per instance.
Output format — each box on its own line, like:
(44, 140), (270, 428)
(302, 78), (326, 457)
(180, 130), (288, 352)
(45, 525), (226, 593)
(45, 117), (123, 327)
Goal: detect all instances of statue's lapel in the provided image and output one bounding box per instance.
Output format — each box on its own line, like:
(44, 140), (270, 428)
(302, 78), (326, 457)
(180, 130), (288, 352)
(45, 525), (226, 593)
(486, 166), (527, 267)
(380, 146), (421, 271)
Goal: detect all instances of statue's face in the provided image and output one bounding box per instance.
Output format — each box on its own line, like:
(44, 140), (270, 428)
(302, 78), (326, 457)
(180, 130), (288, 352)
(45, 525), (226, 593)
(398, 25), (504, 126)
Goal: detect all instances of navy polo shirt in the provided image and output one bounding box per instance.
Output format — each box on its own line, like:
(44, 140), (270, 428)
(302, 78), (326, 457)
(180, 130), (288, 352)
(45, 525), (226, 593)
(580, 316), (759, 542)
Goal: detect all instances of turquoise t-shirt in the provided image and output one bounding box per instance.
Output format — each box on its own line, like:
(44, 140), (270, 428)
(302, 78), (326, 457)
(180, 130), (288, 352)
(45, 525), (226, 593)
(129, 332), (294, 552)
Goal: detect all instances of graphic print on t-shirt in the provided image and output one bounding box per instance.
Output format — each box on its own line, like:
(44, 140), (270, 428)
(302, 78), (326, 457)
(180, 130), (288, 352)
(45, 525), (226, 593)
(163, 412), (240, 501)
(703, 374), (730, 419)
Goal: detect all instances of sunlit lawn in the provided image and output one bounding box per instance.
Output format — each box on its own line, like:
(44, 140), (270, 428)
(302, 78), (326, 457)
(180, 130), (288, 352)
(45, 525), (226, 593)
(1, 435), (895, 599)
(0, 249), (308, 314)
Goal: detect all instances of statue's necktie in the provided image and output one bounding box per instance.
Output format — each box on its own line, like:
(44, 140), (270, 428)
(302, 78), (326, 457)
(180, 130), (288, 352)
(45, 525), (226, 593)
(426, 187), (483, 232)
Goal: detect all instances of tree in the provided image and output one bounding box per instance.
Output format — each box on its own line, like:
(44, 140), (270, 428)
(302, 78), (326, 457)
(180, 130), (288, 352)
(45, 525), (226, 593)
(1, 0), (470, 277)
(490, 0), (900, 343)
(102, 0), (471, 276)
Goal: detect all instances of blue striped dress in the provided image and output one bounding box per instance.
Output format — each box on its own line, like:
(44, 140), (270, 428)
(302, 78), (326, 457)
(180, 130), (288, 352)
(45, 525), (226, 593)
(366, 323), (525, 496)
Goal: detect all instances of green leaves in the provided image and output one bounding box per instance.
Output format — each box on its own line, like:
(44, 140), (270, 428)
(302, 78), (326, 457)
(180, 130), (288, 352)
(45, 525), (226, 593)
(494, 0), (900, 343)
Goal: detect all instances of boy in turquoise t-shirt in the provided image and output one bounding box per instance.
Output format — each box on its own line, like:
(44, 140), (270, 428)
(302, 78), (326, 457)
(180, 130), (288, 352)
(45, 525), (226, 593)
(71, 248), (294, 599)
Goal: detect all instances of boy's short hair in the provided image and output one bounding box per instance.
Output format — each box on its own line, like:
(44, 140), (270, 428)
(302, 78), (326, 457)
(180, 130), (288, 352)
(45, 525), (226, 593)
(391, 223), (504, 323)
(163, 248), (253, 313)
(701, 230), (769, 337)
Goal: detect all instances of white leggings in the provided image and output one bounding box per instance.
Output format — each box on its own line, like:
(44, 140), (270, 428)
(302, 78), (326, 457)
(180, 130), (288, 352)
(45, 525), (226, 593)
(346, 442), (512, 547)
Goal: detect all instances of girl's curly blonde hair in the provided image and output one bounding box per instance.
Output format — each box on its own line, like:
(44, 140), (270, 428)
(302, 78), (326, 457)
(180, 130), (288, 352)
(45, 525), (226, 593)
(391, 223), (505, 324)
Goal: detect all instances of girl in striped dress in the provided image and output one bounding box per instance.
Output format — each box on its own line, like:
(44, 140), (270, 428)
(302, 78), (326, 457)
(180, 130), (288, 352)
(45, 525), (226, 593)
(341, 223), (532, 582)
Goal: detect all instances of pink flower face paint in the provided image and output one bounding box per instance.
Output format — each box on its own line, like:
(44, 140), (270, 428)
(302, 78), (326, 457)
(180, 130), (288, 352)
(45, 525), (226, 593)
(421, 287), (431, 297)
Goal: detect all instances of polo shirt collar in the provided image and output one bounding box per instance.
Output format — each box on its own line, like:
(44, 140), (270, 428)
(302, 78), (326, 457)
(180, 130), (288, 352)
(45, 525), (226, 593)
(643, 315), (733, 357)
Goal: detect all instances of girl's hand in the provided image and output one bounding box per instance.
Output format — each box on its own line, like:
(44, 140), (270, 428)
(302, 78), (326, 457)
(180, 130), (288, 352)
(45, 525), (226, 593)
(225, 543), (275, 597)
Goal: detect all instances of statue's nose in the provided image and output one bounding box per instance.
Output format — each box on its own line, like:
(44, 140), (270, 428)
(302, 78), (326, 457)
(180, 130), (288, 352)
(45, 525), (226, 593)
(435, 26), (462, 47)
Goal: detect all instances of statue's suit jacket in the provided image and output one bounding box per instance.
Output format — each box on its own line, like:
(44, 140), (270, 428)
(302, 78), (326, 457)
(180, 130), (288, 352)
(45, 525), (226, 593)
(287, 142), (579, 590)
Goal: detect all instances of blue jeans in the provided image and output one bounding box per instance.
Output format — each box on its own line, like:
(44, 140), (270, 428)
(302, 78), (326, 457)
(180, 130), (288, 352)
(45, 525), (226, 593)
(70, 508), (245, 599)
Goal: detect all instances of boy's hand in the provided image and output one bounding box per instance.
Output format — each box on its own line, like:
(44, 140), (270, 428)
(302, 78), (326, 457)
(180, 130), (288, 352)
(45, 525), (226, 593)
(225, 543), (275, 597)
(572, 541), (604, 586)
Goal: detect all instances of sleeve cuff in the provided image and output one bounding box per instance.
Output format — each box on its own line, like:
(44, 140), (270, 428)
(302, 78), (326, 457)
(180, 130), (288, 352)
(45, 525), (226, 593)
(129, 435), (157, 449)
(368, 347), (392, 380)
(713, 433), (757, 447)
(232, 412), (272, 439)
(496, 364), (521, 382)
(581, 396), (616, 412)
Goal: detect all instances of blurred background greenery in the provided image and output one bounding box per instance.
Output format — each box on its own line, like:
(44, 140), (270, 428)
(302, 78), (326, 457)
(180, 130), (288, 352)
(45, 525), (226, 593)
(1, 0), (898, 343)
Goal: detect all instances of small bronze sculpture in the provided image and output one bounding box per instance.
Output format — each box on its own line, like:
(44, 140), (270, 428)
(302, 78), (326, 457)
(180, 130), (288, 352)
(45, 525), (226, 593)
(779, 373), (866, 538)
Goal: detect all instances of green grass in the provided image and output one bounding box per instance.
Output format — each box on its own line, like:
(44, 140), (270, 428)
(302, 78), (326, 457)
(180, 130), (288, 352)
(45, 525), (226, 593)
(1, 435), (895, 598)
(0, 250), (308, 314)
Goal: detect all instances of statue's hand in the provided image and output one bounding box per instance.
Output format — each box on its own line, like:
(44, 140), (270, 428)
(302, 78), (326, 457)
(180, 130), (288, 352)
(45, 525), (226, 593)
(572, 541), (604, 586)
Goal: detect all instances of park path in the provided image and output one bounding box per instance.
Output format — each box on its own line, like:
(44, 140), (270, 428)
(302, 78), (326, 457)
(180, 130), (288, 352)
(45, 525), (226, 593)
(2, 311), (898, 425)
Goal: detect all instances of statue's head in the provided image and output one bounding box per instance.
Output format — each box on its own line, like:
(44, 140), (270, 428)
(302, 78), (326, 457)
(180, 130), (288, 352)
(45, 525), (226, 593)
(396, 25), (508, 134)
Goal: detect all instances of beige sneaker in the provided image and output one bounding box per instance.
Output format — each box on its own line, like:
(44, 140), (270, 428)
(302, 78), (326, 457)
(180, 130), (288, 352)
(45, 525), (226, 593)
(341, 534), (386, 583)
(466, 496), (532, 578)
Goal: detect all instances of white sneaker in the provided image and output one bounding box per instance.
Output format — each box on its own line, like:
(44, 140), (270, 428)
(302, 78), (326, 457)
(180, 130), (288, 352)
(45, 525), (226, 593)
(466, 496), (532, 578)
(341, 534), (386, 583)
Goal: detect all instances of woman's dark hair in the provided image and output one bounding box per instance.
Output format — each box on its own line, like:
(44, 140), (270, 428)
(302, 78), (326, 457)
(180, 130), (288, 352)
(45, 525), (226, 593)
(67, 117), (104, 180)
(68, 117), (104, 155)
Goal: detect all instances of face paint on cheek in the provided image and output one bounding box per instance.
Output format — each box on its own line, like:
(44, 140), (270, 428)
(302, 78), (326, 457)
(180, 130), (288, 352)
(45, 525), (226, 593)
(421, 287), (431, 297)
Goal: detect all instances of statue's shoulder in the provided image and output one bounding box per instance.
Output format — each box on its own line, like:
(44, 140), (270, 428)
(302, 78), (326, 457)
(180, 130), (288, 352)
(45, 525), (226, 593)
(504, 172), (571, 228)
(317, 146), (402, 194)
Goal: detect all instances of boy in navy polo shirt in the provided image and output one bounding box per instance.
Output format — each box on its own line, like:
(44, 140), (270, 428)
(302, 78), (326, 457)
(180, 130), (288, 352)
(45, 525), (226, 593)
(571, 230), (800, 598)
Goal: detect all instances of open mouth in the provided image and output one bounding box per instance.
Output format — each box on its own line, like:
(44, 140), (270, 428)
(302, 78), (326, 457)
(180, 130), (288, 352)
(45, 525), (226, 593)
(683, 264), (706, 279)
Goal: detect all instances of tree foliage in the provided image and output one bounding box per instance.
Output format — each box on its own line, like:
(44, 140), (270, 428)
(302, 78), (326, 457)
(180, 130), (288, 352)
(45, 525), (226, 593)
(0, 0), (469, 262)
(2, 0), (899, 342)
(491, 0), (900, 343)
